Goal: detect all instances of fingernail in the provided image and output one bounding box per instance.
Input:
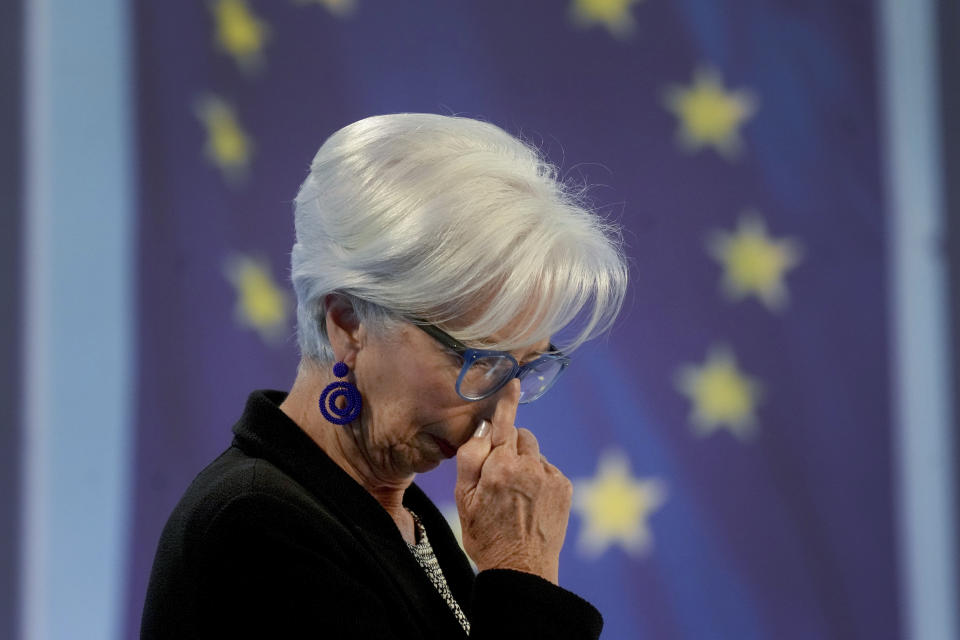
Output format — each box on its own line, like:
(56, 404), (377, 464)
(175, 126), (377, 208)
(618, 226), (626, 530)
(473, 419), (490, 438)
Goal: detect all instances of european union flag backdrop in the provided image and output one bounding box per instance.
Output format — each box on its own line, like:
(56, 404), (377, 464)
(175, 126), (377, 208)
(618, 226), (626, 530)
(127, 1), (894, 638)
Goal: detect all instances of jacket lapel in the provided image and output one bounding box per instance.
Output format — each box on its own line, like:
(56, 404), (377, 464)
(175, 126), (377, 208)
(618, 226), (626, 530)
(231, 390), (470, 638)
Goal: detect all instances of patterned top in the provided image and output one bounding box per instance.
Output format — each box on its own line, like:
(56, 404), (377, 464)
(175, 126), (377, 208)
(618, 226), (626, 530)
(405, 508), (471, 636)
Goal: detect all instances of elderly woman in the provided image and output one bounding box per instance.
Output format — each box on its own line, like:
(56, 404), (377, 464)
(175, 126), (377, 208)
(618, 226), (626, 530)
(141, 114), (628, 639)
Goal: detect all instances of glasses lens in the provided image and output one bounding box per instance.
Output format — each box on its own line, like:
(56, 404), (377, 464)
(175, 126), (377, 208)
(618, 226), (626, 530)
(518, 357), (565, 403)
(459, 355), (516, 400)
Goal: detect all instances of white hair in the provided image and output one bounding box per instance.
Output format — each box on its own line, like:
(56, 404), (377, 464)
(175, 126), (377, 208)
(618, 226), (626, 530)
(291, 113), (628, 365)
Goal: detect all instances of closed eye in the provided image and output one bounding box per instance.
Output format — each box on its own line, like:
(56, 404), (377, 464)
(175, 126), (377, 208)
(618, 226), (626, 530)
(518, 349), (550, 366)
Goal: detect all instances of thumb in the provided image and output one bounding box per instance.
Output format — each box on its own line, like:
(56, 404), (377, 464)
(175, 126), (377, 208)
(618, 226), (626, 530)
(456, 419), (492, 493)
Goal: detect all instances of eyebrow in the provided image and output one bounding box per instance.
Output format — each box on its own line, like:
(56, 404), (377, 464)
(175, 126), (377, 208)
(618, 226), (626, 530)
(516, 343), (552, 363)
(448, 340), (546, 361)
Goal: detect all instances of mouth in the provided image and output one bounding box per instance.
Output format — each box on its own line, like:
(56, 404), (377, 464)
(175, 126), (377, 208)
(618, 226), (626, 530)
(429, 434), (459, 458)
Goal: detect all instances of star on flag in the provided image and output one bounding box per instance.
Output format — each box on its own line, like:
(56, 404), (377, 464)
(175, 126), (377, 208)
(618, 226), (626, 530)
(676, 346), (761, 440)
(708, 213), (803, 311)
(663, 66), (758, 159)
(195, 94), (253, 184)
(569, 0), (643, 39)
(573, 450), (667, 557)
(223, 254), (291, 343)
(210, 0), (270, 72)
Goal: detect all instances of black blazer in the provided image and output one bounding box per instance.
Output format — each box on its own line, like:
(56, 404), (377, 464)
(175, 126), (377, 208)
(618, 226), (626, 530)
(141, 390), (603, 639)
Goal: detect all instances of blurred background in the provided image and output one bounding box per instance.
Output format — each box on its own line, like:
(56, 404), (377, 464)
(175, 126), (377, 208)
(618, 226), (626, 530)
(3, 0), (959, 638)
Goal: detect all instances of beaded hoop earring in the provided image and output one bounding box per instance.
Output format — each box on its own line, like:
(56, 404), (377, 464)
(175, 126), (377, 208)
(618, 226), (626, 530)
(318, 361), (363, 425)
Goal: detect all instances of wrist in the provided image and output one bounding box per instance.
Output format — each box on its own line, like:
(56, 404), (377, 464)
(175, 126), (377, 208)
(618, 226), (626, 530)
(476, 561), (559, 585)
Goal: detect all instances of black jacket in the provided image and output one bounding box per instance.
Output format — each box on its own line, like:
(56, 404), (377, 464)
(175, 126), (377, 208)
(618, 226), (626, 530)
(141, 390), (603, 639)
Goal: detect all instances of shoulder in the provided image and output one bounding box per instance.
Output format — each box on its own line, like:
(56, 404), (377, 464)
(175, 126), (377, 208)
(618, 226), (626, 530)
(143, 447), (409, 639)
(185, 446), (310, 513)
(160, 446), (348, 561)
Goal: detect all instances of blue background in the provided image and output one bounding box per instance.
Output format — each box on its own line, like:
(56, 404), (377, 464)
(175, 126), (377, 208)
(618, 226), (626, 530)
(10, 1), (959, 639)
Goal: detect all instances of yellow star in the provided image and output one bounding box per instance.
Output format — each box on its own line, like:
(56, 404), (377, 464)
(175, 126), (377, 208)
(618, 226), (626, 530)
(195, 95), (253, 184)
(569, 0), (643, 39)
(676, 346), (761, 439)
(663, 66), (758, 159)
(223, 254), (290, 344)
(708, 213), (803, 311)
(293, 0), (357, 17)
(573, 450), (667, 557)
(210, 0), (270, 72)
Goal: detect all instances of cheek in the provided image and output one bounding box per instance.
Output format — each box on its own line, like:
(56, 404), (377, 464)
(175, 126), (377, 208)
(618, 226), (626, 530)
(374, 377), (462, 437)
(384, 355), (459, 403)
(417, 368), (468, 409)
(357, 352), (465, 427)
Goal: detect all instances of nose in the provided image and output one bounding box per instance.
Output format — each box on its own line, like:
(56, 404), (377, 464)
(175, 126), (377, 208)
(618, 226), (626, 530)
(473, 378), (519, 421)
(491, 378), (523, 407)
(493, 377), (521, 396)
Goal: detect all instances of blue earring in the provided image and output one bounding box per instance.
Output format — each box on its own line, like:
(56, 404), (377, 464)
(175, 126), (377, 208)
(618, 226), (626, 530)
(319, 361), (363, 425)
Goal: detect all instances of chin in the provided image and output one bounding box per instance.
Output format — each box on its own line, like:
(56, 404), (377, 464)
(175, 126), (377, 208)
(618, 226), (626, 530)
(411, 457), (445, 474)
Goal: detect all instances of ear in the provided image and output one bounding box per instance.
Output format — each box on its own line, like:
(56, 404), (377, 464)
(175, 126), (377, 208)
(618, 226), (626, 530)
(324, 293), (363, 367)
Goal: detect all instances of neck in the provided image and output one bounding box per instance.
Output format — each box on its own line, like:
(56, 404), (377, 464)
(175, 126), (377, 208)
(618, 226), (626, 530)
(278, 361), (413, 522)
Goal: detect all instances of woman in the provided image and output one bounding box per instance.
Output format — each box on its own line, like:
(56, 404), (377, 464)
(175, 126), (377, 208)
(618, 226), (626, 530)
(141, 114), (628, 639)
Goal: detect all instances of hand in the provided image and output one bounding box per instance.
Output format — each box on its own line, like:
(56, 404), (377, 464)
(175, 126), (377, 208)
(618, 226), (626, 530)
(454, 379), (573, 584)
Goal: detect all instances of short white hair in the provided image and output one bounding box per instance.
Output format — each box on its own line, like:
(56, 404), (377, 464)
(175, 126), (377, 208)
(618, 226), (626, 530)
(291, 113), (628, 364)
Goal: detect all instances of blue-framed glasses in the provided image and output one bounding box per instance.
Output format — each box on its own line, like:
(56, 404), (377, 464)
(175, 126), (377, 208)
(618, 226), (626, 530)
(412, 320), (571, 404)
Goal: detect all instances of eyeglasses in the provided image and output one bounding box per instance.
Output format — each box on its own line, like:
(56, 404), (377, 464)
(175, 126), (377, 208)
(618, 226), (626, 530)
(412, 320), (570, 404)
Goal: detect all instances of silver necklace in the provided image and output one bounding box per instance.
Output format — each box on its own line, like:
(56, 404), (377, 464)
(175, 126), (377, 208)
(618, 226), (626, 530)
(405, 508), (471, 636)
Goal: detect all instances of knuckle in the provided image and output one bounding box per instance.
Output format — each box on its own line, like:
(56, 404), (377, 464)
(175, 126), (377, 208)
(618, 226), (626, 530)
(485, 475), (510, 493)
(486, 447), (511, 466)
(499, 462), (525, 482)
(520, 457), (542, 475)
(483, 456), (505, 474)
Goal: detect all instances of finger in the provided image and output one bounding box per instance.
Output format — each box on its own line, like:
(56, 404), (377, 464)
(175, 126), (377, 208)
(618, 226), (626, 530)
(540, 454), (560, 474)
(456, 419), (492, 491)
(516, 427), (540, 459)
(489, 379), (521, 451)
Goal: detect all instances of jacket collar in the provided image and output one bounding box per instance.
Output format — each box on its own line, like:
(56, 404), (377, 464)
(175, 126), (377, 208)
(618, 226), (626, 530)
(230, 389), (419, 542)
(229, 390), (475, 633)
